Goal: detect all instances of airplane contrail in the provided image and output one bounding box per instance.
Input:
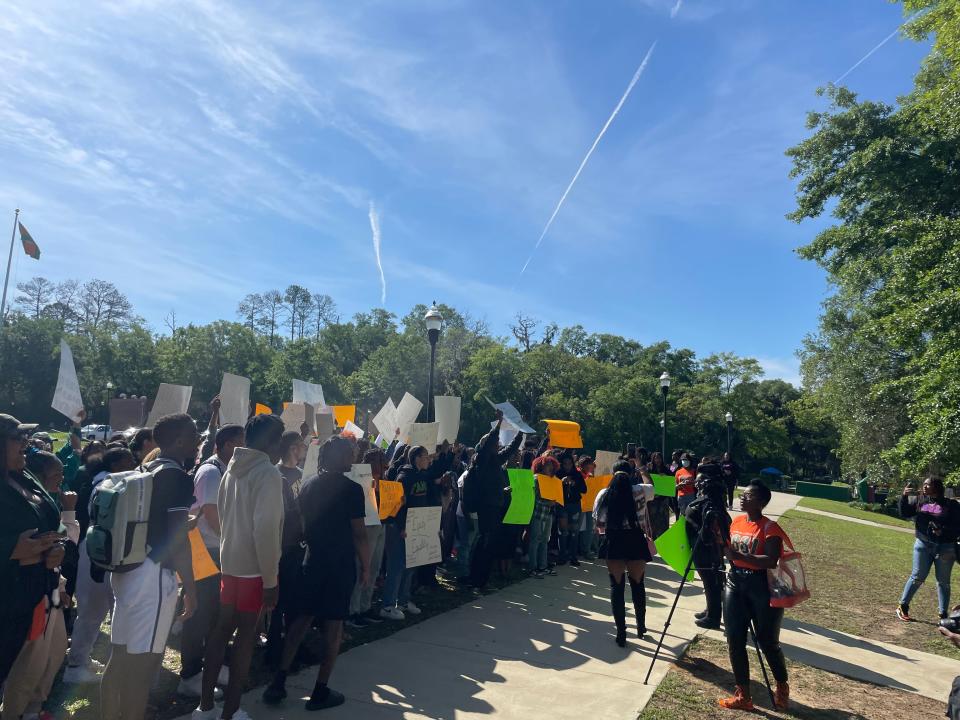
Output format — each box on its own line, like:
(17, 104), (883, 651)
(670, 0), (682, 19)
(835, 10), (929, 85)
(519, 41), (657, 278)
(368, 201), (386, 305)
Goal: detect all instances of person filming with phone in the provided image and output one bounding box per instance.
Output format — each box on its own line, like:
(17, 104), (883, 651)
(896, 477), (960, 623)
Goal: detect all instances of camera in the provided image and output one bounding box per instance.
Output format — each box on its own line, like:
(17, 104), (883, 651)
(939, 610), (960, 633)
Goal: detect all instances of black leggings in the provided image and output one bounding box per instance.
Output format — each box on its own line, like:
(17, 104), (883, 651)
(723, 568), (787, 687)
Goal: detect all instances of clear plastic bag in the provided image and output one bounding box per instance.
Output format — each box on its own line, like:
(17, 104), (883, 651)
(768, 542), (811, 608)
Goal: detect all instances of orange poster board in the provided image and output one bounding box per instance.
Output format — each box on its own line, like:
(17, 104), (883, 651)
(537, 474), (565, 505)
(255, 403), (272, 416)
(188, 528), (219, 581)
(581, 474), (611, 512)
(544, 419), (583, 449)
(332, 405), (356, 428)
(378, 480), (405, 520)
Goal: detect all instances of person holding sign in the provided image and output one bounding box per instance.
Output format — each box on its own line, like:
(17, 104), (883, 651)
(346, 448), (388, 628)
(558, 452), (587, 567)
(263, 436), (369, 712)
(528, 455), (561, 577)
(466, 411), (524, 590)
(592, 465), (654, 647)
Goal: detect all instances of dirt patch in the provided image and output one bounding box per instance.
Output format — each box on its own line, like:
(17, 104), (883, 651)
(639, 637), (947, 720)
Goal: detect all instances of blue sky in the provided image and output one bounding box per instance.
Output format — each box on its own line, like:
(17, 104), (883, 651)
(0, 0), (929, 385)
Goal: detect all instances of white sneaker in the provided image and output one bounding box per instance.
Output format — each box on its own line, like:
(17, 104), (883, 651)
(178, 672), (204, 698)
(379, 606), (405, 621)
(62, 662), (100, 684)
(217, 665), (230, 686)
(190, 707), (218, 720)
(404, 601), (422, 616)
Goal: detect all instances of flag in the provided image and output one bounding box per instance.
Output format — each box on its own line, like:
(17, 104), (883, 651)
(18, 222), (40, 260)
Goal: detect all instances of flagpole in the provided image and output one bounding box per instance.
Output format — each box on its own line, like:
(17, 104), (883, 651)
(0, 208), (19, 322)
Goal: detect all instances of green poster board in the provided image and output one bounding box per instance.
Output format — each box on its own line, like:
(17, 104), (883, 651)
(503, 468), (536, 525)
(651, 473), (677, 497)
(654, 516), (694, 580)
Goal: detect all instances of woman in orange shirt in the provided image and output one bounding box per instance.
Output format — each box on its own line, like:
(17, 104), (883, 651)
(719, 482), (789, 712)
(674, 452), (696, 517)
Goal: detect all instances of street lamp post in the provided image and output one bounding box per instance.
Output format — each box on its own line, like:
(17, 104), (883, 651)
(659, 372), (671, 461)
(424, 303), (443, 422)
(105, 381), (114, 424)
(725, 412), (733, 455)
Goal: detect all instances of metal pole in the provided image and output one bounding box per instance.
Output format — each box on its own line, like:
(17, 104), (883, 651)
(726, 421), (732, 455)
(1, 209), (20, 322)
(661, 389), (667, 460)
(426, 331), (438, 423)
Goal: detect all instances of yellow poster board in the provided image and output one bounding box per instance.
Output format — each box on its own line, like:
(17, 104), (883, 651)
(188, 528), (219, 581)
(544, 419), (583, 449)
(332, 405), (356, 428)
(378, 480), (405, 520)
(255, 403), (272, 416)
(537, 474), (565, 505)
(581, 474), (611, 512)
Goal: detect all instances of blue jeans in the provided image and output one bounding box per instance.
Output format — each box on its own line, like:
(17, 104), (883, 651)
(900, 538), (956, 614)
(382, 522), (414, 608)
(527, 512), (553, 571)
(454, 514), (477, 577)
(560, 505), (581, 563)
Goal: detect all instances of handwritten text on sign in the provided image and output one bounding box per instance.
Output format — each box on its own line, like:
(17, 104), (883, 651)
(404, 506), (441, 568)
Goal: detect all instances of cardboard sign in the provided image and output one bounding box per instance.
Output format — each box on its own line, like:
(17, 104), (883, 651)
(544, 419), (583, 449)
(332, 405), (356, 428)
(652, 473), (678, 497)
(378, 480), (404, 520)
(255, 403), (272, 416)
(315, 411), (335, 442)
(147, 383), (192, 427)
(655, 517), (695, 580)
(405, 506), (442, 568)
(406, 422), (440, 449)
(282, 402), (314, 434)
(218, 373), (250, 427)
(188, 528), (219, 581)
(396, 393), (423, 438)
(434, 396), (461, 443)
(486, 399), (535, 434)
(292, 379), (325, 409)
(593, 450), (621, 477)
(348, 464), (380, 526)
(372, 397), (398, 439)
(503, 468), (535, 525)
(303, 440), (321, 477)
(537, 474), (564, 505)
(581, 474), (611, 513)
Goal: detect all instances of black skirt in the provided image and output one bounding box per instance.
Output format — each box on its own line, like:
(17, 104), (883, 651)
(598, 527), (652, 561)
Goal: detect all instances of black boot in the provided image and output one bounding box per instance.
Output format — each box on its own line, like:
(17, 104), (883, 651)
(610, 574), (627, 647)
(629, 576), (647, 638)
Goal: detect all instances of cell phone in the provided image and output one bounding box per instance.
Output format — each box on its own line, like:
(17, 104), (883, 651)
(626, 443), (637, 459)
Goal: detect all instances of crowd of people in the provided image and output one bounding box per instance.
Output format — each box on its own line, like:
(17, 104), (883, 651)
(0, 396), (796, 719)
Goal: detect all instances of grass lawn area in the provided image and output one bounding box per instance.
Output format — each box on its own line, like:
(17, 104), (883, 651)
(638, 637), (945, 720)
(778, 510), (960, 660)
(796, 496), (913, 529)
(46, 568), (524, 720)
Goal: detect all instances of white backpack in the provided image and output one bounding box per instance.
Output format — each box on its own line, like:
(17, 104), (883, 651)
(86, 459), (179, 572)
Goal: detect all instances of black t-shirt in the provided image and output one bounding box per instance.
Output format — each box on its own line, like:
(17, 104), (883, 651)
(298, 471), (364, 577)
(147, 461), (195, 568)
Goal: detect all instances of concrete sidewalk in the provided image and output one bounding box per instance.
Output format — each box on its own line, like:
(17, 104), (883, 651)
(173, 558), (705, 719)
(792, 506), (914, 534)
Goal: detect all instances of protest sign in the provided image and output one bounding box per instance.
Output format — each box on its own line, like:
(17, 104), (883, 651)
(405, 506), (441, 568)
(303, 440), (321, 477)
(544, 419), (583, 449)
(378, 480), (404, 520)
(315, 411), (335, 442)
(332, 405), (355, 427)
(406, 422), (440, 449)
(109, 398), (146, 430)
(396, 392), (423, 438)
(486, 399), (535, 434)
(188, 528), (219, 581)
(255, 403), (272, 415)
(503, 468), (535, 525)
(147, 383), (192, 427)
(281, 402), (314, 434)
(292, 379), (325, 409)
(581, 474), (611, 512)
(434, 396), (461, 443)
(344, 420), (364, 440)
(218, 373), (250, 426)
(594, 450), (620, 477)
(372, 397), (398, 438)
(51, 340), (84, 422)
(654, 517), (695, 580)
(348, 464), (380, 526)
(537, 474), (564, 505)
(652, 473), (677, 497)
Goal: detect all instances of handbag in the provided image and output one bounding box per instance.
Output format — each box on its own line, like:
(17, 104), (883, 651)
(766, 521), (811, 608)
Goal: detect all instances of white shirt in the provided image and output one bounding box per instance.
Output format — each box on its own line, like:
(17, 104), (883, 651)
(192, 457), (224, 550)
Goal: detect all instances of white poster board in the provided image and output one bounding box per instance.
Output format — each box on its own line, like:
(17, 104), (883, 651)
(292, 379), (326, 409)
(434, 396), (461, 444)
(487, 398), (535, 434)
(395, 392), (423, 439)
(407, 422), (440, 449)
(492, 419), (520, 447)
(372, 397), (398, 438)
(348, 463), (380, 526)
(344, 420), (364, 440)
(315, 411), (335, 442)
(147, 383), (192, 427)
(51, 339), (84, 422)
(282, 402), (314, 434)
(405, 506), (441, 568)
(218, 373), (250, 427)
(303, 440), (321, 477)
(594, 450), (621, 477)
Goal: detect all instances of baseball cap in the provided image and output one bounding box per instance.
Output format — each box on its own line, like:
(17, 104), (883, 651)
(0, 414), (39, 439)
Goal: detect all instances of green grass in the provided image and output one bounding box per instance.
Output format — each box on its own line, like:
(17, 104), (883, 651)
(796, 497), (913, 529)
(778, 510), (960, 660)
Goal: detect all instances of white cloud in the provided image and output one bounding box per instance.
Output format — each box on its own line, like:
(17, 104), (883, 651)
(755, 356), (802, 387)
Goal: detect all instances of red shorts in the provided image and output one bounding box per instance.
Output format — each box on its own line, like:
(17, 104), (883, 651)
(220, 575), (263, 613)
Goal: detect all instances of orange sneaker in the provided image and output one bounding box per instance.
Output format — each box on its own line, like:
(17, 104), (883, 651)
(718, 685), (754, 711)
(774, 681), (790, 710)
